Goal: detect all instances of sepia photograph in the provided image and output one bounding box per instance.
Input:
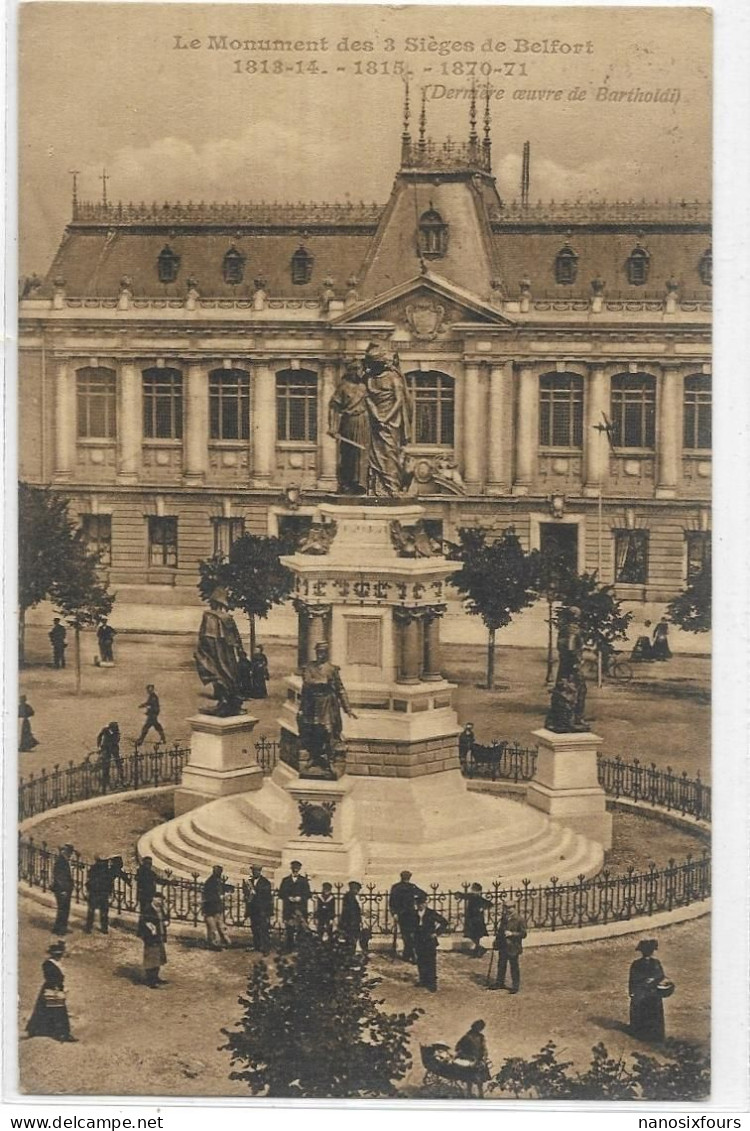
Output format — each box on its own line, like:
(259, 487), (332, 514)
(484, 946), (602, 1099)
(15, 2), (716, 1103)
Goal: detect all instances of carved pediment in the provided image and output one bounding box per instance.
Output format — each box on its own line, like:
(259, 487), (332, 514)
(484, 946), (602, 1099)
(333, 273), (514, 330)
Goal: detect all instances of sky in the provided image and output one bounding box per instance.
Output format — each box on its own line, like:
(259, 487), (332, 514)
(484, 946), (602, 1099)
(18, 4), (712, 275)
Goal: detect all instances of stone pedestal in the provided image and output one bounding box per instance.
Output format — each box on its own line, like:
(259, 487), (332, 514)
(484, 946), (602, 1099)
(175, 713), (263, 815)
(526, 728), (612, 848)
(274, 762), (364, 876)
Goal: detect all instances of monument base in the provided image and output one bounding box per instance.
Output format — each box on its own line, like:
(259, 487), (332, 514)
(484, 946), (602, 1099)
(526, 728), (613, 848)
(174, 713), (263, 815)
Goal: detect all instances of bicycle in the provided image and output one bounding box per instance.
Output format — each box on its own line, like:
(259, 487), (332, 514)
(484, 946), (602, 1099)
(581, 649), (634, 683)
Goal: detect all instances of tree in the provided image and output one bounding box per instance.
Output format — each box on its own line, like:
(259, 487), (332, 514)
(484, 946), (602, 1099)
(198, 532), (294, 656)
(18, 483), (115, 678)
(667, 563), (711, 633)
(447, 527), (540, 689)
(553, 570), (633, 661)
(223, 932), (422, 1098)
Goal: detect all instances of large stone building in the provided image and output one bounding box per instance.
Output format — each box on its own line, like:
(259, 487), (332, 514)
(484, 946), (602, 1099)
(19, 93), (711, 622)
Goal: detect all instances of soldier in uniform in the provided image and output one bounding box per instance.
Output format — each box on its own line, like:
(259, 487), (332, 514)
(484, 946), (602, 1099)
(297, 641), (357, 775)
(388, 870), (426, 962)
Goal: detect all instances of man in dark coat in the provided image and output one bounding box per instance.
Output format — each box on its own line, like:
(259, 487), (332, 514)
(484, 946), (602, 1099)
(51, 844), (75, 935)
(97, 721), (123, 791)
(85, 855), (126, 933)
(278, 860), (312, 950)
(135, 685), (166, 748)
(242, 864), (274, 954)
(202, 864), (234, 949)
(388, 870), (426, 962)
(135, 856), (160, 910)
(49, 618), (67, 668)
(413, 894), (448, 991)
(458, 723), (475, 773)
(249, 645), (270, 699)
(338, 880), (368, 954)
(491, 901), (528, 993)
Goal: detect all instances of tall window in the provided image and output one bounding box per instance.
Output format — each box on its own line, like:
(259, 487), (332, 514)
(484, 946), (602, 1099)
(222, 247), (245, 285)
(157, 245), (180, 284)
(539, 373), (584, 448)
(554, 246), (578, 285)
(614, 530), (649, 584)
(76, 367), (116, 439)
(610, 373), (656, 449)
(685, 531), (711, 584)
(143, 368), (183, 439)
(148, 516), (178, 567)
(276, 369), (318, 441)
(683, 374), (711, 450)
(80, 514), (112, 566)
(406, 371), (455, 446)
(209, 369), (250, 441)
(698, 248), (712, 287)
(626, 246), (650, 286)
(212, 517), (245, 557)
(291, 246), (314, 285)
(418, 208), (448, 259)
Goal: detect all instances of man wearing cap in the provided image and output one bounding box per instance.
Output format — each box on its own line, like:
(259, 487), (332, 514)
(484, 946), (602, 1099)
(135, 685), (166, 747)
(51, 844), (75, 935)
(278, 860), (312, 950)
(242, 864), (274, 955)
(388, 870), (426, 962)
(413, 893), (449, 992)
(202, 864), (234, 950)
(298, 641), (356, 775)
(338, 880), (368, 954)
(362, 342), (413, 497)
(195, 587), (251, 717)
(491, 900), (528, 994)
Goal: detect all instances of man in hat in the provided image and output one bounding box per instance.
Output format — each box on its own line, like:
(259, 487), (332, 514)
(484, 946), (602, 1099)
(297, 640), (356, 776)
(49, 617), (67, 668)
(242, 863), (274, 955)
(389, 870), (427, 962)
(195, 587), (250, 717)
(338, 880), (368, 954)
(202, 864), (234, 950)
(278, 860), (312, 950)
(413, 893), (449, 992)
(135, 685), (166, 748)
(51, 844), (75, 935)
(491, 900), (528, 994)
(135, 856), (161, 911)
(362, 342), (413, 497)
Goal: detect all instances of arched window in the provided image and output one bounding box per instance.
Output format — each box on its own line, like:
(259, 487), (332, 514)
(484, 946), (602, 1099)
(698, 248), (712, 287)
(142, 367), (183, 439)
(76, 366), (116, 438)
(276, 369), (318, 441)
(539, 373), (583, 448)
(209, 368), (250, 440)
(405, 371), (455, 446)
(683, 374), (711, 450)
(157, 245), (180, 284)
(418, 207), (448, 259)
(610, 373), (656, 449)
(626, 246), (650, 286)
(554, 245), (578, 285)
(222, 247), (245, 286)
(291, 245), (314, 285)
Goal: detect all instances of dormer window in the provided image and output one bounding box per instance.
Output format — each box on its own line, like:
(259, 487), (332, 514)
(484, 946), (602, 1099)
(554, 245), (578, 285)
(291, 245), (314, 285)
(698, 248), (712, 287)
(626, 246), (650, 286)
(157, 245), (180, 284)
(418, 207), (448, 259)
(223, 247), (245, 285)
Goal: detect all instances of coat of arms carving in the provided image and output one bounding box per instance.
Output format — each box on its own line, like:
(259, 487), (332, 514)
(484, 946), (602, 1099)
(404, 298), (445, 340)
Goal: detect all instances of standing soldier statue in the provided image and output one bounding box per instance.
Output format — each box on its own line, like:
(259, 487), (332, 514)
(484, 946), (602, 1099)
(194, 587), (252, 717)
(545, 606), (590, 733)
(297, 641), (357, 778)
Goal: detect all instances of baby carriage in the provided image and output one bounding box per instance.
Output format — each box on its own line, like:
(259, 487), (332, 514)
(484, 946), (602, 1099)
(420, 1042), (491, 1098)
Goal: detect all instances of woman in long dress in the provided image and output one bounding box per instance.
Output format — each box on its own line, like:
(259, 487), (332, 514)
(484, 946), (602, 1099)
(19, 695), (39, 752)
(652, 618), (672, 661)
(26, 941), (77, 1041)
(138, 896), (168, 988)
(459, 883), (492, 957)
(631, 620), (654, 662)
(629, 938), (667, 1042)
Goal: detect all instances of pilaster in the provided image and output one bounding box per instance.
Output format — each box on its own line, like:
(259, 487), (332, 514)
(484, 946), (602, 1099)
(513, 365), (537, 495)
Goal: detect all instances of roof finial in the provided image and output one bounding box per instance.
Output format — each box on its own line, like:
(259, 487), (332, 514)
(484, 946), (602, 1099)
(483, 84), (492, 170)
(100, 168), (109, 209)
(418, 87), (427, 151)
(469, 81), (478, 145)
(521, 141), (531, 209)
(69, 169), (80, 218)
(402, 78), (411, 141)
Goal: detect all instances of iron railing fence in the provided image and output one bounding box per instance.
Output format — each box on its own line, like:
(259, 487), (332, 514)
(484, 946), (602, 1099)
(463, 741), (538, 782)
(17, 835), (710, 936)
(596, 755), (711, 822)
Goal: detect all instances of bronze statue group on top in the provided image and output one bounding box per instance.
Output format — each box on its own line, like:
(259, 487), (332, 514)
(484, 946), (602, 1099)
(328, 342), (414, 498)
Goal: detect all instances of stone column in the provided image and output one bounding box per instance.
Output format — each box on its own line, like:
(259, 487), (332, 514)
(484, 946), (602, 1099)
(486, 362), (511, 493)
(395, 609), (422, 684)
(54, 360), (75, 480)
(422, 607), (444, 681)
(184, 362), (208, 484)
(656, 365), (681, 499)
(583, 366), (609, 497)
(462, 364), (483, 491)
(318, 363), (338, 489)
(513, 365), (537, 494)
(117, 360), (141, 484)
(252, 364), (276, 485)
